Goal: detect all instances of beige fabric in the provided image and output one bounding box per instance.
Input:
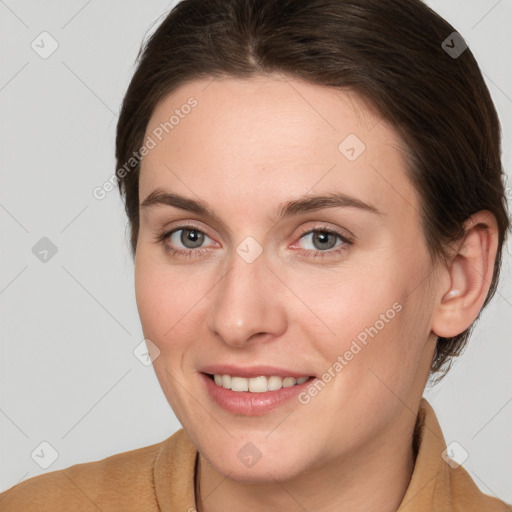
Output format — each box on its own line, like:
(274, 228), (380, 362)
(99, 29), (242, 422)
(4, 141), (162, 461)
(0, 399), (509, 511)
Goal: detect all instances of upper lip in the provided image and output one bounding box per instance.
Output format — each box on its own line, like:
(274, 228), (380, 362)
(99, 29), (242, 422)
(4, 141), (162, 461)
(200, 364), (314, 379)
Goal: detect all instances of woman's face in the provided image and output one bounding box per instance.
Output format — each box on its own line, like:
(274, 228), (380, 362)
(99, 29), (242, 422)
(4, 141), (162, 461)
(135, 75), (440, 481)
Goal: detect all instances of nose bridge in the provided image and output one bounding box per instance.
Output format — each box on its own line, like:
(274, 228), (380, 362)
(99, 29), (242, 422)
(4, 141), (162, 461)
(206, 242), (284, 347)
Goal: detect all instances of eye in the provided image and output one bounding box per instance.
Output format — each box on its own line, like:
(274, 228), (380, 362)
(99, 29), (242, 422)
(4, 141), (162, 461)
(156, 225), (215, 257)
(169, 227), (211, 249)
(299, 230), (340, 250)
(293, 227), (353, 259)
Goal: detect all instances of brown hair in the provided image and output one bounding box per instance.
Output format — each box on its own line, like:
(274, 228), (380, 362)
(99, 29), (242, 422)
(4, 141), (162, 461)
(116, 0), (509, 379)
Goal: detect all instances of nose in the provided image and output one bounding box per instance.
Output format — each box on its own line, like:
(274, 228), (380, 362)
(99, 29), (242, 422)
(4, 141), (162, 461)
(206, 246), (286, 348)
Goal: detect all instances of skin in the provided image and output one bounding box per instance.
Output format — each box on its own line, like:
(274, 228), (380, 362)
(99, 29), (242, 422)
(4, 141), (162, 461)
(134, 74), (498, 512)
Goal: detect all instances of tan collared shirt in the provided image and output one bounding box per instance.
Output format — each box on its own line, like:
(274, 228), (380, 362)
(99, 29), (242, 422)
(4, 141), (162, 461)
(0, 399), (509, 511)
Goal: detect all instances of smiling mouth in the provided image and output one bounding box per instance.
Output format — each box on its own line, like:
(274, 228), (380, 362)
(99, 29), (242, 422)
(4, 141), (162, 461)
(206, 373), (313, 393)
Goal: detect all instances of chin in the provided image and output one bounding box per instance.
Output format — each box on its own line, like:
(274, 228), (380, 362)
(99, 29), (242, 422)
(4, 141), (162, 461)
(209, 450), (308, 483)
(196, 432), (319, 483)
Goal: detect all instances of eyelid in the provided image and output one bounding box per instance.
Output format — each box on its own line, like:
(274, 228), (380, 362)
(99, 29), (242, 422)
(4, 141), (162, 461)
(295, 223), (353, 241)
(155, 219), (214, 240)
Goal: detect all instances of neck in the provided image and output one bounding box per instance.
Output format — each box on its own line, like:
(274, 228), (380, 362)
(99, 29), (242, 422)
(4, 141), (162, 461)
(195, 408), (417, 512)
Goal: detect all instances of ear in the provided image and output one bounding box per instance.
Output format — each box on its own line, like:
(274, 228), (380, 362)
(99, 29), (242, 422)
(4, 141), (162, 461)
(431, 210), (499, 338)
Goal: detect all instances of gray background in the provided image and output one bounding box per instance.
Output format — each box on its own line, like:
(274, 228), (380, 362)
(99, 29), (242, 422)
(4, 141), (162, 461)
(1, 0), (511, 502)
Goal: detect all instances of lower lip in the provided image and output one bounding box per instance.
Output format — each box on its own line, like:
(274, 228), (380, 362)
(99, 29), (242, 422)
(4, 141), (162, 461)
(201, 373), (314, 416)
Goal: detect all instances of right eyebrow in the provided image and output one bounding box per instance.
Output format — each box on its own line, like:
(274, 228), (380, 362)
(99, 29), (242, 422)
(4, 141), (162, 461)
(141, 189), (223, 223)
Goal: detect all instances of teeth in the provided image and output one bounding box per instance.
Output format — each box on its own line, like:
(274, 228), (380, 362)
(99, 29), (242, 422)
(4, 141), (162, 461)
(249, 376), (268, 393)
(222, 374), (231, 388)
(268, 375), (283, 391)
(282, 377), (296, 387)
(212, 374), (310, 392)
(230, 376), (249, 392)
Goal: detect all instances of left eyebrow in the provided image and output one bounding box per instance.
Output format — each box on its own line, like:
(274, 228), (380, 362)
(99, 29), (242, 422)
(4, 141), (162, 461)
(274, 191), (382, 221)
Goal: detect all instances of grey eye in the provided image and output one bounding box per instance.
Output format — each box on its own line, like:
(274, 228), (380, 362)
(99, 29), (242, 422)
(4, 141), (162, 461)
(300, 230), (342, 251)
(171, 228), (209, 249)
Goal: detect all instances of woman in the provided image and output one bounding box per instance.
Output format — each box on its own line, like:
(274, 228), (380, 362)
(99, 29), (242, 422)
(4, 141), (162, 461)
(1, 0), (510, 510)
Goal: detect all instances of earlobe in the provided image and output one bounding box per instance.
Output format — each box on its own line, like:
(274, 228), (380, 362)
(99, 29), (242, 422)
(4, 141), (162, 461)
(431, 210), (499, 338)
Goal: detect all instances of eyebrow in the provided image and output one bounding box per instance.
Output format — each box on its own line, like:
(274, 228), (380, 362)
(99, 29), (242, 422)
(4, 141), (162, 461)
(140, 188), (382, 222)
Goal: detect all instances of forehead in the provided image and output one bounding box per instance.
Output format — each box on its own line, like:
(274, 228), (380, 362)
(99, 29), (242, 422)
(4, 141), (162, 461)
(139, 75), (417, 220)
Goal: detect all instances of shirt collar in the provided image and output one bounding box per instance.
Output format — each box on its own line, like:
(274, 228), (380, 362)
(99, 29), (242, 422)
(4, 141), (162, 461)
(397, 397), (451, 510)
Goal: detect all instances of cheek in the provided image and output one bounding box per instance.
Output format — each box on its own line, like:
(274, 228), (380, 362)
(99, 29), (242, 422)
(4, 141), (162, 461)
(134, 250), (208, 352)
(351, 286), (433, 401)
(293, 253), (432, 387)
(134, 254), (208, 417)
(284, 260), (403, 341)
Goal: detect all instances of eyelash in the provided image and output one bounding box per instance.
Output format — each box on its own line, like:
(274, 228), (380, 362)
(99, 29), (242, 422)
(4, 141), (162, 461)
(155, 224), (353, 260)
